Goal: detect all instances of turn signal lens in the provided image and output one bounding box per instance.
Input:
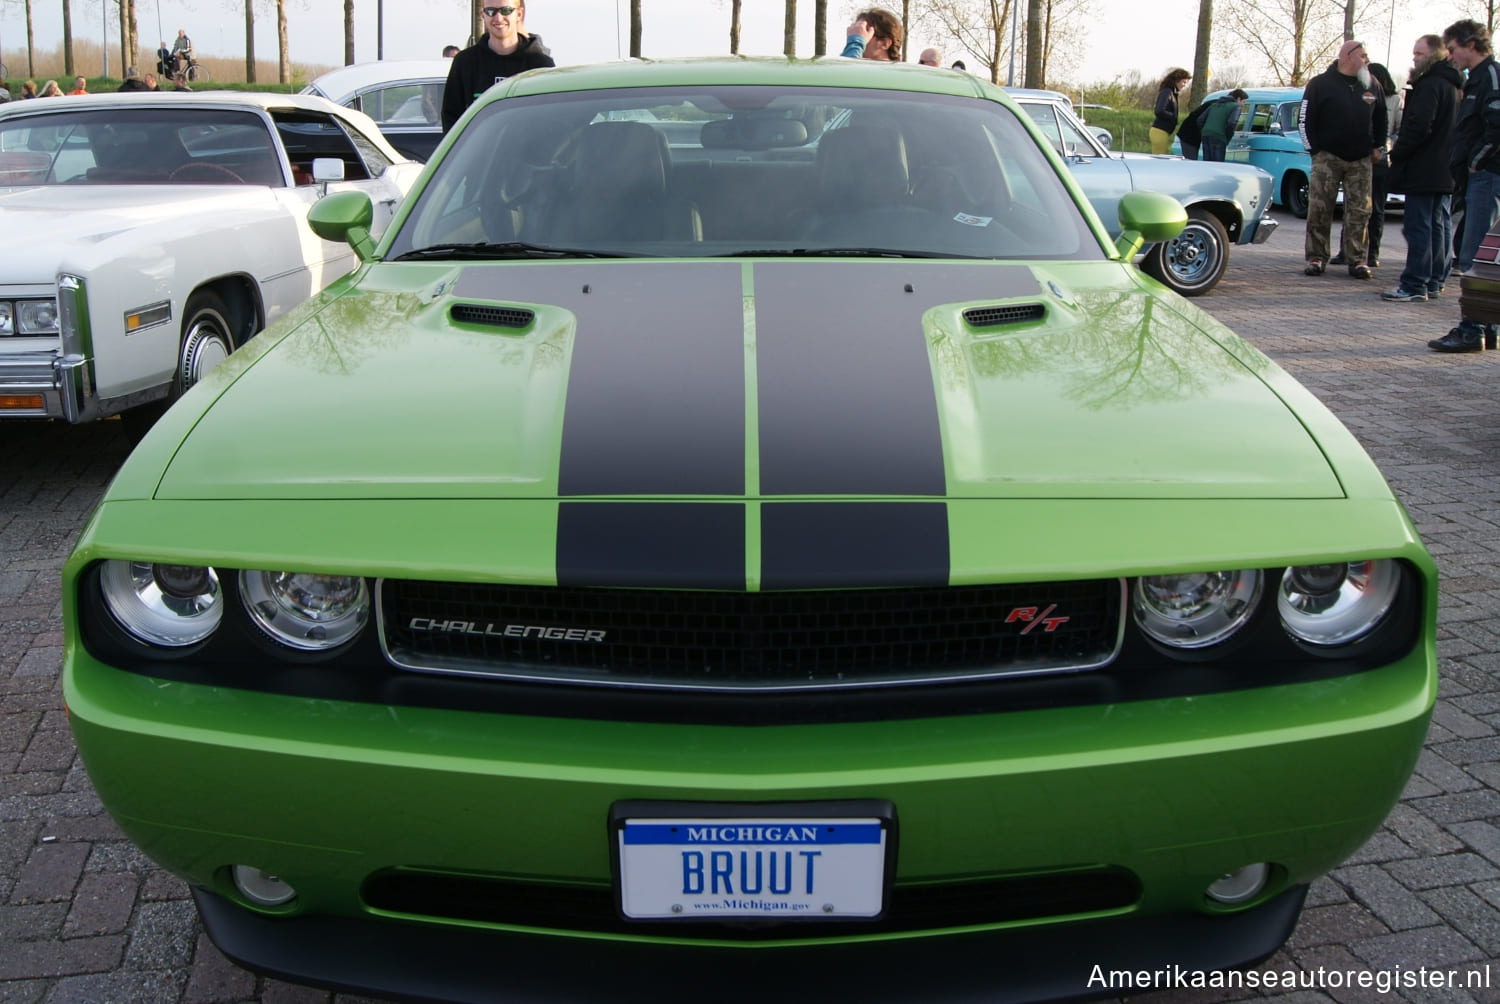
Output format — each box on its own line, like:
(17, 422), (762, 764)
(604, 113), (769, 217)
(1132, 570), (1262, 649)
(1278, 559), (1400, 646)
(240, 570), (369, 651)
(99, 560), (222, 647)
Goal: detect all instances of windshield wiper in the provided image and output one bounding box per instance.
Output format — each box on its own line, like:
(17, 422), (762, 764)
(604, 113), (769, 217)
(392, 241), (632, 262)
(719, 247), (966, 259)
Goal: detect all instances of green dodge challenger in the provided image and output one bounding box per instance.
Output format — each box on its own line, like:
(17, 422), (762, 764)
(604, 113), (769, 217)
(62, 58), (1435, 1002)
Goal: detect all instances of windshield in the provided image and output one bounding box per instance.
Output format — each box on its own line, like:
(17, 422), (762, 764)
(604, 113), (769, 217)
(385, 85), (1100, 261)
(0, 108), (284, 186)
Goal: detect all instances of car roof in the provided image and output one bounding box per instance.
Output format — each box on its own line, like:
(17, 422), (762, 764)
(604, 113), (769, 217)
(488, 56), (996, 104)
(1000, 86), (1072, 105)
(302, 59), (455, 101)
(0, 89), (412, 162)
(1205, 87), (1302, 102)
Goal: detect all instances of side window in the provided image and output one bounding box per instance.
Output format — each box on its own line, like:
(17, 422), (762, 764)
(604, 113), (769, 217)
(271, 110), (381, 182)
(1276, 102), (1300, 134)
(1247, 103), (1273, 133)
(1054, 110), (1099, 157)
(1020, 103), (1064, 154)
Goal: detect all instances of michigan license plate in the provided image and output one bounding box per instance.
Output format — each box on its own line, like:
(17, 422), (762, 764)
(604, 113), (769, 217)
(613, 802), (892, 921)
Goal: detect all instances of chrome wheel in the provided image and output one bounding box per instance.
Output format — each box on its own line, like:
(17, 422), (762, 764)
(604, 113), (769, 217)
(177, 292), (235, 394)
(1141, 210), (1229, 297)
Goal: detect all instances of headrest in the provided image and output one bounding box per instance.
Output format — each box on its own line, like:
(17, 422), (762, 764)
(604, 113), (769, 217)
(817, 125), (909, 202)
(573, 121), (666, 200)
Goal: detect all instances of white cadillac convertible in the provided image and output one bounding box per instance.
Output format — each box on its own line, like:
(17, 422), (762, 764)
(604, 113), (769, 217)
(0, 92), (422, 432)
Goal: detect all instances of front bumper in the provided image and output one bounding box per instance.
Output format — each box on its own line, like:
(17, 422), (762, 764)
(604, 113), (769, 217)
(0, 350), (84, 419)
(1250, 215), (1279, 244)
(196, 883), (1308, 1003)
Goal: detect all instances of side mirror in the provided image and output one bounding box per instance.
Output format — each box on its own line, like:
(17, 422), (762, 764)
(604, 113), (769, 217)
(308, 190), (377, 262)
(312, 156), (346, 198)
(1114, 191), (1187, 259)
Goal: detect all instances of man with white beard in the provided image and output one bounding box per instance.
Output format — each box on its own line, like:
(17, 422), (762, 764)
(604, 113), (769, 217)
(1428, 19), (1500, 352)
(1299, 39), (1387, 280)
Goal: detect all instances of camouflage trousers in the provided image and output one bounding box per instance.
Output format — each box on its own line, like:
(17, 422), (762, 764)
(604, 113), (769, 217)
(1305, 150), (1373, 265)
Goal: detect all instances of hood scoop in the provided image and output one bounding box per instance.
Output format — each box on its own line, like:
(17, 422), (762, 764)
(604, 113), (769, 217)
(963, 303), (1046, 328)
(450, 303), (535, 329)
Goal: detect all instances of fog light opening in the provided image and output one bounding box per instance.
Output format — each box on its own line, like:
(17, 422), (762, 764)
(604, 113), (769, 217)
(231, 865), (297, 907)
(1206, 862), (1270, 905)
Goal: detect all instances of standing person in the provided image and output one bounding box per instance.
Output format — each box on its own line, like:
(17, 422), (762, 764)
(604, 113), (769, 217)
(39, 80), (62, 97)
(1149, 68), (1190, 155)
(1299, 40), (1387, 280)
(442, 44), (460, 58)
(917, 47), (941, 67)
(1383, 34), (1461, 305)
(841, 9), (903, 62)
(1199, 89), (1248, 162)
(1367, 63), (1400, 266)
(21, 81), (37, 99)
(69, 76), (88, 95)
(441, 4), (555, 133)
(143, 72), (160, 91)
(1428, 19), (1500, 351)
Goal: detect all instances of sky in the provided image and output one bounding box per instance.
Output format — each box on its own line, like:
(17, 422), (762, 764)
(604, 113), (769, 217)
(0, 0), (1483, 84)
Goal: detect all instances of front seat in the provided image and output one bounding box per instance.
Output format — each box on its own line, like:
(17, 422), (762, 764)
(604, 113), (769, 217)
(553, 121), (701, 246)
(807, 124), (921, 242)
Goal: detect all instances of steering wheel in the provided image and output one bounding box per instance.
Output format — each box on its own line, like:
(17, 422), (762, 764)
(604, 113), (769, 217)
(168, 162), (246, 184)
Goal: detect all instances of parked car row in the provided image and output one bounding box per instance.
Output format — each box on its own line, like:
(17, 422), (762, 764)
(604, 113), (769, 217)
(54, 56), (1433, 1004)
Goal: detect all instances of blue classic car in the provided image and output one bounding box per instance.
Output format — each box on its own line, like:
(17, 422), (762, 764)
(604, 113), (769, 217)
(1007, 88), (1277, 296)
(1213, 86), (1402, 219)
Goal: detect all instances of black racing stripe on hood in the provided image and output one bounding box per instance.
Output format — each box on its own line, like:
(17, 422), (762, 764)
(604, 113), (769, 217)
(556, 502), (744, 589)
(753, 262), (1040, 496)
(761, 502), (948, 589)
(454, 264), (745, 496)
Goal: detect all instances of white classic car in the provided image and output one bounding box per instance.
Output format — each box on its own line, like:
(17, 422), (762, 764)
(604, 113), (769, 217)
(0, 92), (423, 431)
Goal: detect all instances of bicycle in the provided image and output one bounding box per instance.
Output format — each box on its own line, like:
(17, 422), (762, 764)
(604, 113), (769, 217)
(158, 53), (210, 84)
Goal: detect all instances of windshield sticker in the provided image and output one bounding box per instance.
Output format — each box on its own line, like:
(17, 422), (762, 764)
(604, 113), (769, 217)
(954, 213), (993, 227)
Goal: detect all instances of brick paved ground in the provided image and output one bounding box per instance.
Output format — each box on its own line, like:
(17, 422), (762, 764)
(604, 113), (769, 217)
(1, 213), (1497, 1002)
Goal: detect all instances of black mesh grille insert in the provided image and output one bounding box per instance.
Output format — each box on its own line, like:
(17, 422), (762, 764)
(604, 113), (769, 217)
(362, 867), (1141, 939)
(450, 304), (535, 329)
(963, 304), (1046, 328)
(378, 579), (1123, 690)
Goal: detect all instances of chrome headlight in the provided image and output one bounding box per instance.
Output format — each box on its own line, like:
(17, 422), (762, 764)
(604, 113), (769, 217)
(1133, 570), (1263, 649)
(0, 302), (11, 336)
(99, 560), (223, 647)
(17, 298), (60, 334)
(1278, 560), (1400, 646)
(240, 571), (369, 651)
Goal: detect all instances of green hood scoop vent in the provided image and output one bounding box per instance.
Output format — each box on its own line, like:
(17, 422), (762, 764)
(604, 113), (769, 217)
(450, 304), (535, 329)
(963, 303), (1046, 328)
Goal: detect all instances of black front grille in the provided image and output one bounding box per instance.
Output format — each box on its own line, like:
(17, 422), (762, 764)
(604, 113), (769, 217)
(963, 304), (1046, 328)
(450, 304), (535, 329)
(378, 579), (1123, 691)
(362, 867), (1140, 940)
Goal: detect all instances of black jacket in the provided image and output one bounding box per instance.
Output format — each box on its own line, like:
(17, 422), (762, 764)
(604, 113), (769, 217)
(1451, 55), (1500, 174)
(441, 33), (554, 132)
(1389, 57), (1462, 193)
(1300, 65), (1388, 161)
(1151, 86), (1179, 133)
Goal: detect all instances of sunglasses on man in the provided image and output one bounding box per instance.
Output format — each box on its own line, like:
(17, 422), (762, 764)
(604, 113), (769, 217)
(483, 6), (519, 16)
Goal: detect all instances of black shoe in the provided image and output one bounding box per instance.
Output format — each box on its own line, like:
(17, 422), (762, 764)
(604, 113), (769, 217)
(1428, 327), (1484, 352)
(1369, 258), (1381, 267)
(1349, 264), (1373, 280)
(1304, 259), (1325, 276)
(1488, 329), (1498, 350)
(1329, 253), (1348, 265)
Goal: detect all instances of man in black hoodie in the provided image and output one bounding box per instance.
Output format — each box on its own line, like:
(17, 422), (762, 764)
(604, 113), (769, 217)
(441, 3), (555, 134)
(1429, 18), (1500, 351)
(1300, 40), (1387, 280)
(1383, 34), (1462, 304)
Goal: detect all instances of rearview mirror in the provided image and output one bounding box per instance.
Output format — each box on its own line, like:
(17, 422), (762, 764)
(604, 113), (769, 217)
(308, 191), (376, 262)
(1114, 191), (1187, 259)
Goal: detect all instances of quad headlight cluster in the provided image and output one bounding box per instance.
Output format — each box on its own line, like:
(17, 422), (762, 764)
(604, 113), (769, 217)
(0, 297), (61, 337)
(1132, 560), (1402, 652)
(99, 560), (369, 652)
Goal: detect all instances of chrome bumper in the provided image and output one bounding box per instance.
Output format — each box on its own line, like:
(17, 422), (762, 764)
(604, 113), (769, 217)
(1250, 216), (1279, 245)
(0, 351), (96, 422)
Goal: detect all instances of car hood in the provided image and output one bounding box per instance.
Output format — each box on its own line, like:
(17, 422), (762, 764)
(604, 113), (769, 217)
(153, 259), (1343, 502)
(0, 184), (276, 247)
